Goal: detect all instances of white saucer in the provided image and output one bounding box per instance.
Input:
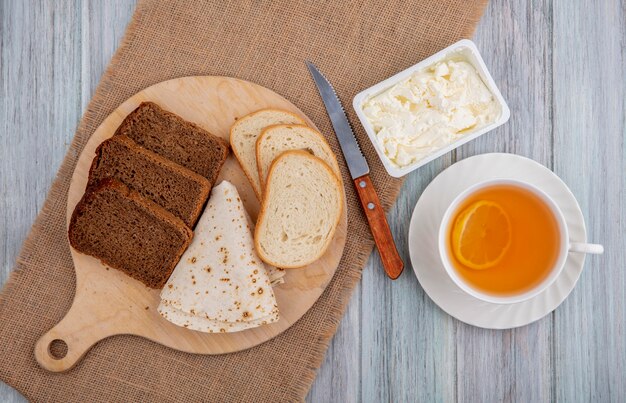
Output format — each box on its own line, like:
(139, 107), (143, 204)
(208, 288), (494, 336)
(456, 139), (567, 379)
(408, 153), (587, 329)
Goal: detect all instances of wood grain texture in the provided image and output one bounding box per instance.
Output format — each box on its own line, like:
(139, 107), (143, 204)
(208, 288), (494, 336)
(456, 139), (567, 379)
(552, 1), (626, 401)
(353, 175), (404, 279)
(1, 0), (625, 401)
(1, 0), (81, 401)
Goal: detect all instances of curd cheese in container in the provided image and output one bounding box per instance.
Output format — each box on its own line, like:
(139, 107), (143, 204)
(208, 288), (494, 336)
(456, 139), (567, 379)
(353, 40), (510, 177)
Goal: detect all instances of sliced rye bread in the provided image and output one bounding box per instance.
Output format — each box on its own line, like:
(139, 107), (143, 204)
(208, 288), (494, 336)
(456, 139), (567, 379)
(68, 178), (193, 289)
(230, 109), (305, 200)
(254, 150), (343, 268)
(256, 124), (341, 191)
(114, 101), (229, 186)
(87, 135), (210, 228)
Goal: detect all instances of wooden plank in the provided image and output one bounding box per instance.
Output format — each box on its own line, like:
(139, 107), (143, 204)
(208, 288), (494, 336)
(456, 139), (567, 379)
(358, 254), (392, 402)
(552, 1), (626, 401)
(454, 1), (555, 402)
(307, 287), (362, 403)
(80, 0), (137, 109)
(0, 0), (81, 283)
(0, 1), (81, 401)
(386, 158), (457, 402)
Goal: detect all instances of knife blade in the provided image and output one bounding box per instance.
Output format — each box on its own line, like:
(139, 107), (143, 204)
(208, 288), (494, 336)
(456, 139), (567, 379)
(306, 62), (370, 180)
(306, 61), (404, 279)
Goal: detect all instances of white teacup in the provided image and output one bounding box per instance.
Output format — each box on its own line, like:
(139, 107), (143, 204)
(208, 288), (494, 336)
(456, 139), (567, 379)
(438, 179), (603, 304)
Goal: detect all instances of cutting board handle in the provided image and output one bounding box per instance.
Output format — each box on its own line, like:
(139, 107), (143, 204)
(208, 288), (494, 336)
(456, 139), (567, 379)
(34, 300), (127, 372)
(33, 77), (347, 371)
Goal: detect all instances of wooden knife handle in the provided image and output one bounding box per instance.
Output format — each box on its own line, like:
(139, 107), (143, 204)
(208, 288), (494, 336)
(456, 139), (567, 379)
(353, 175), (404, 279)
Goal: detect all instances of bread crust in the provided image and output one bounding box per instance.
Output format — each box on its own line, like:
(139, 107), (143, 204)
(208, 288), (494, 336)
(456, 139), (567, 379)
(87, 135), (211, 228)
(115, 101), (230, 185)
(254, 150), (344, 268)
(229, 109), (305, 200)
(68, 178), (193, 289)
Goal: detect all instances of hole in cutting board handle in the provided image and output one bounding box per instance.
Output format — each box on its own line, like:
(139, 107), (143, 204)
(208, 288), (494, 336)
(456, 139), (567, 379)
(48, 339), (68, 360)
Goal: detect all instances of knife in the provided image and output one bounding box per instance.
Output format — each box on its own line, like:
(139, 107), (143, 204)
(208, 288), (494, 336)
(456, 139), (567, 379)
(306, 61), (404, 279)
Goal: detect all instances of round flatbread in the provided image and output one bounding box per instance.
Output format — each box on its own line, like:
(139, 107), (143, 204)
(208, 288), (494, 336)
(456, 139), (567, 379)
(158, 181), (279, 333)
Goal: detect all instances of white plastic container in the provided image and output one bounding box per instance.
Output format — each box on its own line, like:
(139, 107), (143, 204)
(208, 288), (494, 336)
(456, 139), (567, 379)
(352, 39), (510, 178)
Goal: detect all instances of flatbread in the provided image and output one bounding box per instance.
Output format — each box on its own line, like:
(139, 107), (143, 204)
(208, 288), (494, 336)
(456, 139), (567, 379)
(158, 181), (279, 333)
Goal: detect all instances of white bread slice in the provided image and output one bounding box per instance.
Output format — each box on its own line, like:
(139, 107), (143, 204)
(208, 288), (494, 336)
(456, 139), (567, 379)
(254, 150), (343, 268)
(230, 109), (305, 200)
(256, 124), (341, 191)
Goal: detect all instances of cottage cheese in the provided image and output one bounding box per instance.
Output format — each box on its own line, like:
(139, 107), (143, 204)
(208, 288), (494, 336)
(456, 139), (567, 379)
(362, 59), (501, 167)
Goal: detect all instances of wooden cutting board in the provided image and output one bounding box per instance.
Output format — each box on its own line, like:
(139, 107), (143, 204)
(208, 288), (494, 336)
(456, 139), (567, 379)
(34, 76), (347, 372)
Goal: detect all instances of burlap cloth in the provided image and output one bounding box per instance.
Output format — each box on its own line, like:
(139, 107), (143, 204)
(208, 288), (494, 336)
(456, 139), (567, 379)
(0, 0), (487, 401)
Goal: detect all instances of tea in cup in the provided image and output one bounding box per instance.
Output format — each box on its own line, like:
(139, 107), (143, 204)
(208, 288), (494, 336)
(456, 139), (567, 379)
(439, 179), (603, 304)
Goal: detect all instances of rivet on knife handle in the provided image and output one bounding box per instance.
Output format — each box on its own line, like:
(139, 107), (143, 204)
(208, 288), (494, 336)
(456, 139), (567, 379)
(353, 175), (404, 279)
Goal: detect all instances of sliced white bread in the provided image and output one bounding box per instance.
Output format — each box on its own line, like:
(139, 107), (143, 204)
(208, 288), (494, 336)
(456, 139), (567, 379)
(254, 150), (343, 268)
(256, 124), (341, 191)
(230, 109), (305, 200)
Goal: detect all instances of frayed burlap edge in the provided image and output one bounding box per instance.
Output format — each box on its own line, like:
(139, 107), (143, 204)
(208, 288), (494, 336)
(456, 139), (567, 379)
(0, 0), (489, 400)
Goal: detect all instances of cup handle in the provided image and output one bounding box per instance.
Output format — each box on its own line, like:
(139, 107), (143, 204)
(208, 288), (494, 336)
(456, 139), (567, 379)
(569, 242), (604, 254)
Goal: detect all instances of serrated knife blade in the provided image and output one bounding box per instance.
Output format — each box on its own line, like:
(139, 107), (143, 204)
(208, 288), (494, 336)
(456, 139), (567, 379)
(306, 61), (370, 180)
(306, 61), (404, 279)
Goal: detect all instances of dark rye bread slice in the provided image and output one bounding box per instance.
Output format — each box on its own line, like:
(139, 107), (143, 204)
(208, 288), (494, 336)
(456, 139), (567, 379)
(68, 178), (192, 289)
(87, 135), (210, 228)
(114, 101), (230, 186)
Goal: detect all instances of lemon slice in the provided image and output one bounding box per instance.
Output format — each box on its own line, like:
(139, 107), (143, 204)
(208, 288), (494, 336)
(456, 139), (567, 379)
(451, 200), (512, 270)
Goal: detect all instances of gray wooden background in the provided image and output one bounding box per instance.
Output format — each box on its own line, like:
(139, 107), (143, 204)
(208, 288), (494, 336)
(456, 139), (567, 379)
(1, 1), (624, 402)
